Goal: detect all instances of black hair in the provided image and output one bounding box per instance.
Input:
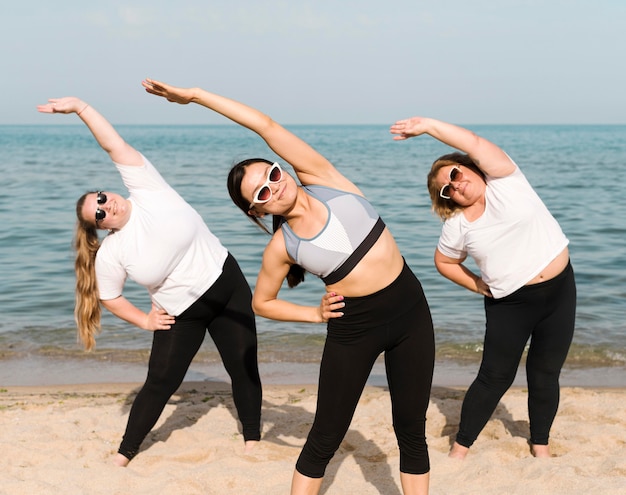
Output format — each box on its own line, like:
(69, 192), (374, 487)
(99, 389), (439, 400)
(227, 158), (305, 287)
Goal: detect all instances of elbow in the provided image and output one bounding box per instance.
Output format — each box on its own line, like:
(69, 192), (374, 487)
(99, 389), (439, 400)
(434, 262), (445, 277)
(433, 251), (445, 275)
(251, 300), (261, 315)
(251, 297), (268, 318)
(434, 260), (450, 278)
(260, 115), (278, 134)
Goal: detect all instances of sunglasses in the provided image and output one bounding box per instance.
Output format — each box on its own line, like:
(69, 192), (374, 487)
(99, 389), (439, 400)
(95, 191), (107, 224)
(439, 166), (463, 199)
(249, 163), (283, 208)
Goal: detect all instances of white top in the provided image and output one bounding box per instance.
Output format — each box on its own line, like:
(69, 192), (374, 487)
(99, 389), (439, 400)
(437, 164), (569, 298)
(95, 155), (228, 315)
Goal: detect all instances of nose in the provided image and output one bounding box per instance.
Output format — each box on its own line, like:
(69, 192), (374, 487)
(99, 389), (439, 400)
(449, 176), (463, 191)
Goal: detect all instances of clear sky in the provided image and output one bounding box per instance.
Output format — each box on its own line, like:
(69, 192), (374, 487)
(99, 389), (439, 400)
(3, 0), (625, 125)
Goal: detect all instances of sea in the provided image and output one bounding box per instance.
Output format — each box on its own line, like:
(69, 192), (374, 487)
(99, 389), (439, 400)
(1, 123), (625, 387)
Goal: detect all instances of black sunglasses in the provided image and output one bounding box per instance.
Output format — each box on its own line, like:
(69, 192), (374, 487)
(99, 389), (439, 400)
(95, 191), (107, 224)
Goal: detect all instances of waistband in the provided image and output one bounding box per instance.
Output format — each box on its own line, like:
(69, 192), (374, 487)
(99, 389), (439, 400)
(328, 261), (423, 329)
(502, 260), (574, 299)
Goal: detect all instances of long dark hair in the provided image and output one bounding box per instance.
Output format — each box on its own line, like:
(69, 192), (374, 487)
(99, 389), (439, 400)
(227, 158), (306, 287)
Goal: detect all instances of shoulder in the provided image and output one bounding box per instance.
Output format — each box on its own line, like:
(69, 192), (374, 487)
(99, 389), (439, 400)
(442, 211), (464, 229)
(264, 229), (288, 259)
(486, 164), (530, 190)
(300, 170), (365, 197)
(260, 230), (295, 273)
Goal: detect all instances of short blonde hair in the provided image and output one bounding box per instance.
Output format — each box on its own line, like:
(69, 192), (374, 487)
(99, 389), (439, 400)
(426, 152), (485, 221)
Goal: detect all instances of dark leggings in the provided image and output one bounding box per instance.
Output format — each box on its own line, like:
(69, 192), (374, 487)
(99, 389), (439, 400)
(455, 261), (576, 448)
(296, 262), (435, 478)
(118, 253), (262, 460)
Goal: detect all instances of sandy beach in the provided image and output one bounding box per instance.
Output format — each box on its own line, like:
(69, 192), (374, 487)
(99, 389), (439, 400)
(2, 372), (625, 495)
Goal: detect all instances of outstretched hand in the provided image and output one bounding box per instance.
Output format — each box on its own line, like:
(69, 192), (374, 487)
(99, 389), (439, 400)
(142, 78), (194, 105)
(389, 117), (429, 140)
(37, 97), (88, 115)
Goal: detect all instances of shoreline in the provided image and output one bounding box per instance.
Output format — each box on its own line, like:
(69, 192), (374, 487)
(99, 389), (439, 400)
(1, 354), (625, 388)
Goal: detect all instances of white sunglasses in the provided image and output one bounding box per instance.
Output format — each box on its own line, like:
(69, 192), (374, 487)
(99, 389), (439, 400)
(249, 163), (283, 208)
(439, 166), (463, 199)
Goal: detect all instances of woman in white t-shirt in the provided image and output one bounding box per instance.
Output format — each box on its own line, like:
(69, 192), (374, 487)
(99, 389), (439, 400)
(391, 117), (576, 460)
(37, 97), (262, 466)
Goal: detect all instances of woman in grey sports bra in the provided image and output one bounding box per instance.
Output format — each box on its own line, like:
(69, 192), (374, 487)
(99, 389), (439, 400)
(144, 78), (435, 495)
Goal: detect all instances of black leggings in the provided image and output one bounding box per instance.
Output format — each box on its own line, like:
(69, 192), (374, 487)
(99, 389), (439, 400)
(455, 261), (576, 448)
(296, 262), (435, 478)
(118, 253), (262, 460)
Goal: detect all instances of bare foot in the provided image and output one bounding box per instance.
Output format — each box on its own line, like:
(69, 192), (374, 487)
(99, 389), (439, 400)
(243, 440), (259, 454)
(448, 441), (469, 460)
(113, 453), (130, 467)
(531, 444), (551, 458)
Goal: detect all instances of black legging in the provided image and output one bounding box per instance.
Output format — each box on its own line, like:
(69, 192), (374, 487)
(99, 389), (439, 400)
(296, 262), (435, 478)
(118, 253), (262, 460)
(455, 261), (576, 448)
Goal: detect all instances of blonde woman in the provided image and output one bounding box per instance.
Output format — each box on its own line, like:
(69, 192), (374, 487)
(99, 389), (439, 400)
(391, 116), (575, 459)
(37, 97), (262, 466)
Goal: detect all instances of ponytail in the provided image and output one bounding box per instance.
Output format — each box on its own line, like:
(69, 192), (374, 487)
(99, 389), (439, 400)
(73, 193), (102, 351)
(271, 214), (305, 287)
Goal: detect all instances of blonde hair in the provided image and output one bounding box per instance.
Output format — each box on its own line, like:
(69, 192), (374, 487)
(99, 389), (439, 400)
(73, 193), (102, 351)
(426, 152), (485, 221)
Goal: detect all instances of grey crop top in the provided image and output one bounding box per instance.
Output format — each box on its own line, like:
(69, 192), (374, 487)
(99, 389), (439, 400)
(281, 185), (386, 284)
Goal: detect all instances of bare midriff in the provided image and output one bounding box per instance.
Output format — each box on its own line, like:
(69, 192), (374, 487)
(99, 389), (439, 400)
(525, 248), (570, 285)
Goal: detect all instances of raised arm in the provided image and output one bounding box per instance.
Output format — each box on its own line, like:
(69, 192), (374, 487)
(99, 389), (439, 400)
(142, 79), (358, 192)
(390, 116), (515, 177)
(37, 97), (142, 167)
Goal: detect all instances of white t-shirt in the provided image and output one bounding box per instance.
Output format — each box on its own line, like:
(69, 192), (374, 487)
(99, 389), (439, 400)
(95, 155), (228, 316)
(437, 164), (569, 299)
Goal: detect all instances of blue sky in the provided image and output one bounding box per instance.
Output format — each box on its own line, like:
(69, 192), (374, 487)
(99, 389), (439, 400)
(3, 0), (625, 125)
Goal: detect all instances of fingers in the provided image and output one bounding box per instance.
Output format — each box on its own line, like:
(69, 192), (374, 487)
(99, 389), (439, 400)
(142, 78), (162, 96)
(156, 315), (175, 330)
(157, 315), (175, 329)
(149, 305), (175, 330)
(37, 97), (83, 115)
(321, 292), (345, 320)
(36, 98), (58, 114)
(389, 121), (412, 140)
(142, 78), (168, 96)
(476, 280), (493, 298)
(325, 310), (344, 320)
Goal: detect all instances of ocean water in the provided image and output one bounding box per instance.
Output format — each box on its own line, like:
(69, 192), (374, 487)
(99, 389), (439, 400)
(1, 123), (625, 383)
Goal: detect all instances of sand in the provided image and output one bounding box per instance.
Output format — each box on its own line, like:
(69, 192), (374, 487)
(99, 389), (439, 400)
(1, 379), (625, 495)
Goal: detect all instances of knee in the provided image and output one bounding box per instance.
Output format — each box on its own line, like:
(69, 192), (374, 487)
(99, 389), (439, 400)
(144, 369), (184, 397)
(476, 366), (517, 391)
(296, 427), (344, 478)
